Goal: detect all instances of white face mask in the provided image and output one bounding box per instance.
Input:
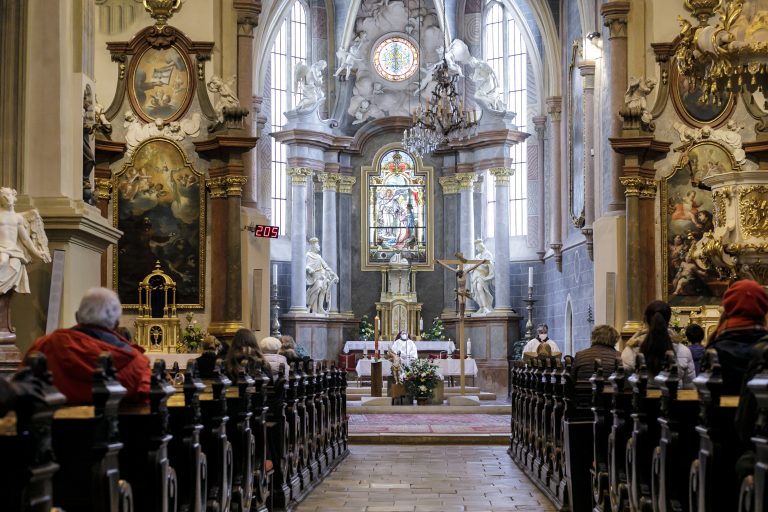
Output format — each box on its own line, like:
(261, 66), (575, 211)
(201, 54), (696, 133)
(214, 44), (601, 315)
(400, 335), (407, 340)
(538, 333), (547, 341)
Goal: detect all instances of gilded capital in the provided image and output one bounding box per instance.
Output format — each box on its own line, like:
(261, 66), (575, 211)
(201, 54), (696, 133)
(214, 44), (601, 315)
(455, 173), (477, 191)
(206, 175), (248, 198)
(489, 167), (514, 185)
(287, 167), (313, 185)
(318, 172), (342, 192)
(95, 177), (112, 200)
(439, 176), (459, 195)
(620, 176), (656, 198)
(338, 175), (356, 194)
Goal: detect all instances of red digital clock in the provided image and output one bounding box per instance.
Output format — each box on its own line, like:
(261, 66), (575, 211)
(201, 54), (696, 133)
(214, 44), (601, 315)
(252, 224), (280, 238)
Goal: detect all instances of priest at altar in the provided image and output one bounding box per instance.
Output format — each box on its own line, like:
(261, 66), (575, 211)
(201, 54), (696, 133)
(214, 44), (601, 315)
(391, 330), (418, 365)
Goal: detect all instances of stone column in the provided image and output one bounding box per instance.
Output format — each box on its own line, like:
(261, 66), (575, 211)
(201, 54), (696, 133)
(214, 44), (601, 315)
(337, 174), (356, 315)
(579, 62), (596, 258)
(455, 173), (477, 259)
(439, 175), (459, 314)
(546, 97), (563, 270)
(490, 168), (514, 311)
(287, 167), (313, 312)
(532, 116), (547, 260)
(318, 171), (340, 312)
(602, 1), (630, 213)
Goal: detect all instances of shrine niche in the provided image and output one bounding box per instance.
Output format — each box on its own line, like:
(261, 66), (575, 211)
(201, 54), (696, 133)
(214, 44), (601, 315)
(361, 145), (433, 270)
(112, 137), (205, 309)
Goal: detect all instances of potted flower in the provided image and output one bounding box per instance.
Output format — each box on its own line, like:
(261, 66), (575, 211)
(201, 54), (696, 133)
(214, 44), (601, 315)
(403, 358), (441, 405)
(177, 312), (206, 353)
(421, 317), (446, 341)
(359, 315), (374, 341)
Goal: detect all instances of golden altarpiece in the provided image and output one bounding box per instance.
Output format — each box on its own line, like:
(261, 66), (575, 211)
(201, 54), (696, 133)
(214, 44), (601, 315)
(135, 263), (181, 352)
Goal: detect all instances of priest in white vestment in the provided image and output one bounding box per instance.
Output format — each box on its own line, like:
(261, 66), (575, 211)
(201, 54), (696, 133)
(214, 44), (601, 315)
(391, 330), (418, 366)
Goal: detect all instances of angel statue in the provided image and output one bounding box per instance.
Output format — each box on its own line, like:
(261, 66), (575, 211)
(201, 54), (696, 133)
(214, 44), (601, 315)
(0, 188), (51, 296)
(624, 76), (657, 126)
(415, 39), (472, 95)
(207, 75), (241, 124)
(334, 35), (364, 80)
(469, 57), (505, 112)
(294, 60), (327, 112)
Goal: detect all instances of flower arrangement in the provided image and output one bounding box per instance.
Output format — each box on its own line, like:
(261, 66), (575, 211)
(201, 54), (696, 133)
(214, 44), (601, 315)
(359, 314), (374, 341)
(421, 317), (446, 341)
(402, 358), (441, 400)
(177, 312), (206, 353)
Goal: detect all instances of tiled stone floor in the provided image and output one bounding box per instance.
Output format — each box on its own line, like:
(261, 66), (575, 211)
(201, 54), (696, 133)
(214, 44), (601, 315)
(296, 445), (557, 512)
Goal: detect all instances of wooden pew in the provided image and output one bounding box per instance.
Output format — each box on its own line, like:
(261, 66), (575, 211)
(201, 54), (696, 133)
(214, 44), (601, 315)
(607, 365), (633, 512)
(738, 342), (768, 512)
(591, 359), (617, 512)
(51, 354), (134, 512)
(198, 363), (233, 512)
(547, 359), (567, 500)
(267, 365), (293, 511)
(302, 360), (320, 481)
(0, 353), (66, 512)
(226, 366), (256, 512)
(562, 355), (594, 512)
(293, 363), (312, 495)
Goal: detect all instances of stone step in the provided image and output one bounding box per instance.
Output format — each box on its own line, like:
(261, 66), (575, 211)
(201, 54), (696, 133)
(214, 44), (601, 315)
(346, 390), (498, 401)
(349, 433), (509, 445)
(347, 404), (511, 414)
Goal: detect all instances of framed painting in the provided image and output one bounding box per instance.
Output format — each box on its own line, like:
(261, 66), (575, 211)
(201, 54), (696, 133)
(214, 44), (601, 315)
(127, 45), (195, 123)
(662, 141), (737, 306)
(670, 57), (735, 127)
(113, 138), (205, 309)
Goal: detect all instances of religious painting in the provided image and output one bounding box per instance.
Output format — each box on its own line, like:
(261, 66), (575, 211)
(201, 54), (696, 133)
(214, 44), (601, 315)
(670, 57), (735, 127)
(662, 142), (736, 306)
(362, 147), (433, 270)
(113, 138), (205, 309)
(127, 45), (194, 123)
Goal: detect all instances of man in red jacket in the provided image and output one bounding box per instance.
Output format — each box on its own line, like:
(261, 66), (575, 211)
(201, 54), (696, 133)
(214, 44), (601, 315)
(25, 287), (150, 404)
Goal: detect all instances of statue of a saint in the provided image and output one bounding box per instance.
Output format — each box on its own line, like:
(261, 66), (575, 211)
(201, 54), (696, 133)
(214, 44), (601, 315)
(470, 239), (495, 315)
(305, 237), (338, 314)
(0, 188), (51, 295)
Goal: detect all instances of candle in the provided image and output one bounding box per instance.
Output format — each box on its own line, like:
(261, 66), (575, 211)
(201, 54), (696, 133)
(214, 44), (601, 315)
(419, 317), (423, 332)
(528, 267), (534, 288)
(467, 338), (472, 356)
(374, 315), (379, 359)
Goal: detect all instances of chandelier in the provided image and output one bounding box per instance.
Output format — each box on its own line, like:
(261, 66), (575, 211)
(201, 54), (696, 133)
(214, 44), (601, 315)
(402, 0), (477, 156)
(677, 0), (768, 98)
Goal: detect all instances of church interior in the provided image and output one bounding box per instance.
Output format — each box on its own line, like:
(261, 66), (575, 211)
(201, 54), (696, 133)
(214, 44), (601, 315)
(4, 0), (768, 510)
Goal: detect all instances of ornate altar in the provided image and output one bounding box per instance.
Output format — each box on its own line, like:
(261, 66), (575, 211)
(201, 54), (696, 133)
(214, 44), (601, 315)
(375, 253), (423, 339)
(135, 262), (181, 352)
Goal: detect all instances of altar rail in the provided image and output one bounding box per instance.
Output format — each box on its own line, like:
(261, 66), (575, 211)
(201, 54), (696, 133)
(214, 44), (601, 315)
(0, 352), (348, 512)
(509, 345), (768, 512)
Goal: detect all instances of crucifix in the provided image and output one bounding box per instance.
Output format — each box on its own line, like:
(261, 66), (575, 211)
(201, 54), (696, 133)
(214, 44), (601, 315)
(436, 252), (488, 395)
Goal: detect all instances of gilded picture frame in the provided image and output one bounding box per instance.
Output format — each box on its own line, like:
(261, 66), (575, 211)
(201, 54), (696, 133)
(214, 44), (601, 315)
(661, 141), (737, 306)
(127, 44), (195, 123)
(112, 137), (206, 309)
(670, 57), (735, 128)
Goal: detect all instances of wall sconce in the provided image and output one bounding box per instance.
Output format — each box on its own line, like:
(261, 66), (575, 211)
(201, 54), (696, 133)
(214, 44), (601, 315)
(583, 32), (602, 61)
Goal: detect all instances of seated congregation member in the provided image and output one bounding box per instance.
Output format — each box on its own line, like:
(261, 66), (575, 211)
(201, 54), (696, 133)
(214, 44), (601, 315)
(573, 324), (621, 381)
(391, 330), (418, 366)
(224, 328), (269, 381)
(685, 323), (706, 375)
(258, 336), (288, 379)
(196, 334), (222, 378)
(25, 287), (151, 404)
(522, 324), (561, 357)
(279, 335), (302, 363)
(709, 279), (768, 394)
(621, 300), (695, 387)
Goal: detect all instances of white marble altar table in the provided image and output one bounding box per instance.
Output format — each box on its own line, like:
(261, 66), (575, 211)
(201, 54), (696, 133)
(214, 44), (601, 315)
(343, 340), (456, 354)
(354, 358), (477, 378)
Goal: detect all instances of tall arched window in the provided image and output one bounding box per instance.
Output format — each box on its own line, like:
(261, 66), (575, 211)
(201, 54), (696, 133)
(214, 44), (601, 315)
(483, 1), (528, 238)
(270, 1), (308, 233)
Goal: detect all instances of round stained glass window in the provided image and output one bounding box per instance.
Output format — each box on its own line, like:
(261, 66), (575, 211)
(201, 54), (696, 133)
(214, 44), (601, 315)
(373, 37), (419, 82)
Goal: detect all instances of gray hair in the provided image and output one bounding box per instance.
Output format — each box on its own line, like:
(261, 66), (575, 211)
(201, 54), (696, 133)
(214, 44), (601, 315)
(259, 336), (282, 354)
(591, 324), (619, 347)
(75, 287), (122, 329)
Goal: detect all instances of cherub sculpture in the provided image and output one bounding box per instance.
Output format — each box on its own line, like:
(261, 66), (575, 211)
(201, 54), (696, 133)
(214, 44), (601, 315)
(334, 35), (365, 81)
(207, 75), (241, 123)
(0, 188), (51, 296)
(624, 76), (657, 126)
(415, 39), (472, 95)
(294, 60), (327, 112)
(469, 57), (505, 111)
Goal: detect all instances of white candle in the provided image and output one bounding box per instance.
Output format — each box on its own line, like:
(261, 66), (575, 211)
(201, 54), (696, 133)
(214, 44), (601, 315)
(419, 318), (423, 331)
(467, 338), (472, 355)
(528, 267), (534, 288)
(273, 263), (278, 285)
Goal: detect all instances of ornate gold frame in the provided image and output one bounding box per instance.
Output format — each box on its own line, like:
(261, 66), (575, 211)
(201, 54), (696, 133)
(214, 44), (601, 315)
(669, 56), (735, 128)
(112, 137), (206, 309)
(661, 140), (737, 304)
(360, 143), (434, 271)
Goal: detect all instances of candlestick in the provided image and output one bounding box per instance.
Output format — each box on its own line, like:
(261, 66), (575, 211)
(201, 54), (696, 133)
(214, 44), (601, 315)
(374, 314), (379, 360)
(528, 267), (533, 288)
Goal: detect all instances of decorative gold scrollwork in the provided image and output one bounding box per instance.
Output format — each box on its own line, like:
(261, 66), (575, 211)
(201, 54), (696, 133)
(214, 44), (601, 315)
(739, 185), (768, 238)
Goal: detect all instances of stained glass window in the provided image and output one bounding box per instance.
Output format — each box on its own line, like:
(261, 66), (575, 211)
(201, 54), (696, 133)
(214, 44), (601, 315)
(366, 150), (428, 265)
(373, 37), (419, 82)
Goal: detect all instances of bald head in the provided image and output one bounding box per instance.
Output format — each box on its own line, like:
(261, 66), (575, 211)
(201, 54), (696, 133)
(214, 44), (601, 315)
(75, 287), (122, 330)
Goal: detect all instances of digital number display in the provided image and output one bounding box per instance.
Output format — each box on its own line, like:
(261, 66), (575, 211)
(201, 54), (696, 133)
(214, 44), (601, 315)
(252, 224), (280, 238)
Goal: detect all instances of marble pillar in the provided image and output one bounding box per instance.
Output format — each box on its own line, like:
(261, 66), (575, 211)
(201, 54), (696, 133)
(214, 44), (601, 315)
(546, 97), (563, 270)
(579, 62), (596, 259)
(602, 1), (630, 213)
(532, 116), (547, 260)
(490, 168), (514, 311)
(234, 0), (260, 207)
(456, 173), (477, 259)
(337, 175), (356, 315)
(439, 175), (459, 314)
(318, 172), (340, 312)
(287, 167), (313, 312)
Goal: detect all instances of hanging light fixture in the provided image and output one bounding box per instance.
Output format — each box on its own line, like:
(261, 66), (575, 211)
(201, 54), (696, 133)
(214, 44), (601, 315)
(402, 0), (476, 156)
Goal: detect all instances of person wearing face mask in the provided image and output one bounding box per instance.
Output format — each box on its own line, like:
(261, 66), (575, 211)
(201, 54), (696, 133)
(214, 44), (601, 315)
(391, 330), (418, 366)
(522, 324), (561, 356)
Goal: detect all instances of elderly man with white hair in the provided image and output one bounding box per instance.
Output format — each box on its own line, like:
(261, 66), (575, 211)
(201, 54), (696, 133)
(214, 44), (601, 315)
(24, 287), (150, 404)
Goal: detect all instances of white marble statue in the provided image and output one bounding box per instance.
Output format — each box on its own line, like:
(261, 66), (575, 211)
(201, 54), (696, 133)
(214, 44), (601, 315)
(335, 34), (365, 80)
(469, 57), (505, 112)
(673, 120), (748, 167)
(207, 75), (241, 123)
(0, 188), (51, 295)
(294, 60), (327, 112)
(470, 239), (495, 315)
(305, 237), (338, 314)
(93, 96), (112, 136)
(624, 76), (657, 126)
(123, 111), (201, 156)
